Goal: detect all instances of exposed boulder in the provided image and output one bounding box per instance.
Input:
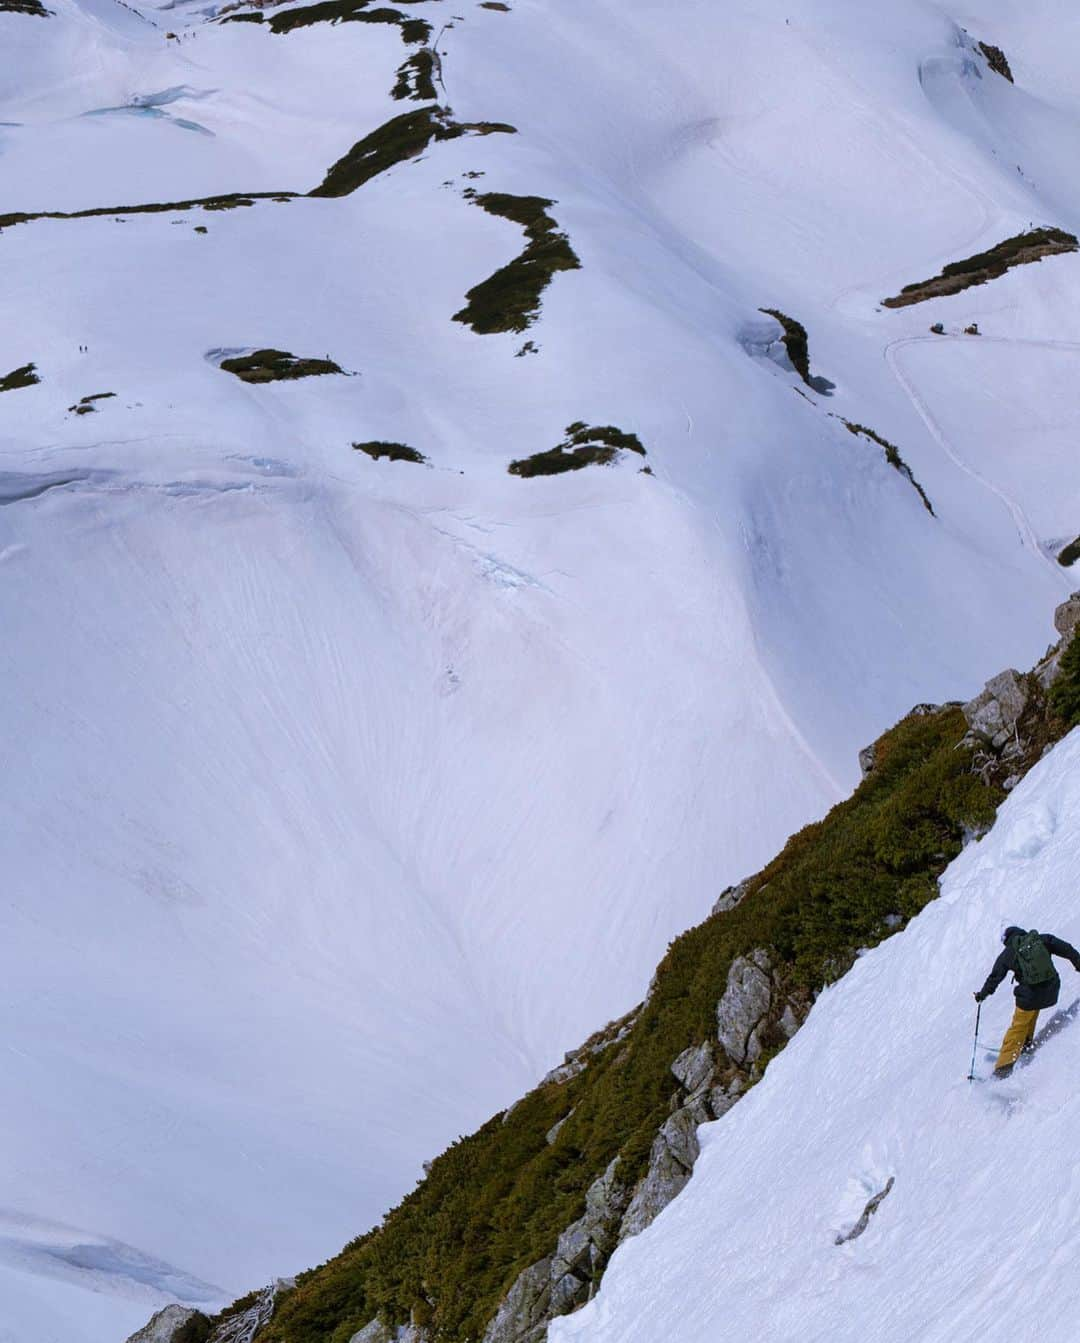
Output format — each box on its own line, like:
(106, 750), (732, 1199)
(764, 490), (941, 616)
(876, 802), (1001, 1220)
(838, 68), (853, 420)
(716, 949), (773, 1064)
(962, 669), (1029, 747)
(711, 877), (752, 916)
(480, 1258), (551, 1343)
(125, 1306), (210, 1343)
(670, 1041), (715, 1093)
(1055, 592), (1080, 640)
(350, 1322), (396, 1343)
(857, 742), (877, 779)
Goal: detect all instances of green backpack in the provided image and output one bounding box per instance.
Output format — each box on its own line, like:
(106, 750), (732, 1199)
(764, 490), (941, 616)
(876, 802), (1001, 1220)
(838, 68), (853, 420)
(1014, 930), (1057, 986)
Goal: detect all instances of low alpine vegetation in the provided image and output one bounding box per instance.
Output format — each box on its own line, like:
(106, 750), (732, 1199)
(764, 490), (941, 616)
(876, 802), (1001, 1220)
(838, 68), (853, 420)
(759, 308), (834, 394)
(264, 0), (433, 43)
(0, 362), (40, 392)
(454, 193), (581, 334)
(310, 109), (516, 198)
(392, 49), (437, 101)
(978, 40), (1014, 82)
(842, 421), (935, 515)
(0, 0), (50, 14)
(509, 422), (646, 476)
(67, 392), (116, 415)
(0, 192), (294, 234)
(1057, 536), (1080, 567)
(883, 228), (1078, 307)
(353, 440), (427, 463)
(219, 350), (344, 382)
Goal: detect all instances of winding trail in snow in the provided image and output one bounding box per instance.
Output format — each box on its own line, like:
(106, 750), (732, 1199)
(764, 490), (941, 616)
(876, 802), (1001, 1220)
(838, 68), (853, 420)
(885, 332), (1079, 586)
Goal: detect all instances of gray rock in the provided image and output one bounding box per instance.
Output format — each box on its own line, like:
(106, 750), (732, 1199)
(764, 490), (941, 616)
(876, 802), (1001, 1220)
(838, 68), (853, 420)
(779, 1004), (800, 1038)
(125, 1306), (208, 1343)
(709, 1075), (745, 1118)
(962, 669), (1028, 741)
(1054, 592), (1080, 639)
(716, 949), (772, 1063)
(857, 743), (876, 779)
(670, 1041), (715, 1093)
(711, 878), (752, 916)
(546, 1108), (574, 1145)
(350, 1322), (396, 1343)
(481, 1259), (552, 1343)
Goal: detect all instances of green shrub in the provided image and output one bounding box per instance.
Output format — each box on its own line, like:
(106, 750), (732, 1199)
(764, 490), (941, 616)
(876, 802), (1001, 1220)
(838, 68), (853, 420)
(1050, 635), (1080, 727)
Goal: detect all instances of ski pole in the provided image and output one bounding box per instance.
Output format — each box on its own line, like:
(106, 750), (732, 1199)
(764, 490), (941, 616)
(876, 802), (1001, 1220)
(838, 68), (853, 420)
(967, 1001), (981, 1081)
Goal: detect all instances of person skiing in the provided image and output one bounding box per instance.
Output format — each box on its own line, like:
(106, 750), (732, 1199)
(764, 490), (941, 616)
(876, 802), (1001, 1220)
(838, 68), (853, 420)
(975, 926), (1080, 1077)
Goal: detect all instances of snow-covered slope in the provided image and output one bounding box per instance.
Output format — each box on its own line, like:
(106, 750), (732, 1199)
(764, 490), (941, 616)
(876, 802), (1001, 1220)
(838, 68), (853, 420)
(3, 0), (1080, 1336)
(553, 726), (1080, 1343)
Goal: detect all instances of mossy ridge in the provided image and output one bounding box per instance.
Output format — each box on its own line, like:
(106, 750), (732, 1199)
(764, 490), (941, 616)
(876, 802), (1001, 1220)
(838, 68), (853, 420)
(0, 0), (50, 14)
(392, 49), (437, 100)
(978, 40), (1014, 82)
(353, 440), (427, 463)
(1057, 536), (1080, 567)
(759, 308), (834, 394)
(68, 392), (116, 415)
(266, 0), (433, 42)
(454, 193), (581, 334)
(883, 228), (1078, 307)
(0, 191), (294, 234)
(247, 682), (1047, 1343)
(219, 349), (345, 382)
(842, 421), (935, 516)
(310, 109), (516, 198)
(0, 363), (40, 392)
(509, 422), (645, 477)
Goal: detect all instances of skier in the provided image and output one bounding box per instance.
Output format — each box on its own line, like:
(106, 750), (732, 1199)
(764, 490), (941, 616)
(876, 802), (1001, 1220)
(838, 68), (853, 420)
(974, 926), (1080, 1076)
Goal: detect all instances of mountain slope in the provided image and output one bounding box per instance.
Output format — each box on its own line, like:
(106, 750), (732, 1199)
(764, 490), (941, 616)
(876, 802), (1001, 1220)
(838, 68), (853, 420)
(552, 728), (1080, 1343)
(3, 0), (1080, 1337)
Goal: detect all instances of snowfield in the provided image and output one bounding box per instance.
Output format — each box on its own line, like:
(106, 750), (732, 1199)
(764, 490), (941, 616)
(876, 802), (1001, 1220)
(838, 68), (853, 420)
(552, 728), (1080, 1343)
(2, 0), (1080, 1336)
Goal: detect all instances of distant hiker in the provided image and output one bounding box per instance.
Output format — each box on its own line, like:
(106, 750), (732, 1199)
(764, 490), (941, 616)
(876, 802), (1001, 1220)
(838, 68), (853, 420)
(975, 927), (1080, 1076)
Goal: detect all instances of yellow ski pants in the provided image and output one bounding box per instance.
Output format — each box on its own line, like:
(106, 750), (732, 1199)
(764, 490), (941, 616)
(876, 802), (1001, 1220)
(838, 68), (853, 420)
(996, 1006), (1039, 1071)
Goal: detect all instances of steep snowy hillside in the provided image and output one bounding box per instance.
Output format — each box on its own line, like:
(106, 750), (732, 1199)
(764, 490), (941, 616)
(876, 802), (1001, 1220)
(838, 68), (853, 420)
(552, 726), (1080, 1343)
(3, 0), (1080, 1336)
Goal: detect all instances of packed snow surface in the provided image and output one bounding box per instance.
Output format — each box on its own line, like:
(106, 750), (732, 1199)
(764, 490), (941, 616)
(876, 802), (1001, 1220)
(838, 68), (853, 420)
(552, 728), (1080, 1343)
(2, 0), (1080, 1336)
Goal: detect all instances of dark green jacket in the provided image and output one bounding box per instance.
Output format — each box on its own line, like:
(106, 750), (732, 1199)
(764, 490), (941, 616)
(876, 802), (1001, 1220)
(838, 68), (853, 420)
(979, 931), (1080, 1010)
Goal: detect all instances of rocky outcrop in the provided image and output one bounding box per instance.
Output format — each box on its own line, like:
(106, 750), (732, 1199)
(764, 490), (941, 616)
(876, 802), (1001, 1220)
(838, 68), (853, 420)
(716, 950), (773, 1064)
(962, 669), (1028, 748)
(711, 877), (753, 916)
(481, 1161), (629, 1343)
(538, 1010), (638, 1088)
(125, 1307), (209, 1343)
(349, 1324), (427, 1343)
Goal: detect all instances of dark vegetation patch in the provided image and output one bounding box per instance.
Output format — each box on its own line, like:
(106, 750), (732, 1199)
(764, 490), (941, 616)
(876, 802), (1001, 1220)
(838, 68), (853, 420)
(219, 349), (344, 382)
(1057, 536), (1080, 567)
(220, 9), (265, 20)
(68, 392), (116, 415)
(353, 440), (426, 463)
(842, 421), (935, 516)
(251, 700), (1022, 1343)
(392, 48), (437, 100)
(883, 228), (1078, 307)
(0, 363), (40, 392)
(760, 308), (834, 394)
(0, 192), (295, 234)
(479, 0), (509, 7)
(0, 0), (50, 14)
(1050, 634), (1080, 727)
(978, 40), (1013, 82)
(265, 0), (433, 42)
(310, 108), (515, 197)
(454, 193), (580, 334)
(509, 423), (645, 477)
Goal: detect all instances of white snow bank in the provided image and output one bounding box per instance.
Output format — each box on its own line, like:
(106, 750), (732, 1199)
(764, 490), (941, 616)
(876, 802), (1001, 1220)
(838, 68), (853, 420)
(553, 728), (1080, 1343)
